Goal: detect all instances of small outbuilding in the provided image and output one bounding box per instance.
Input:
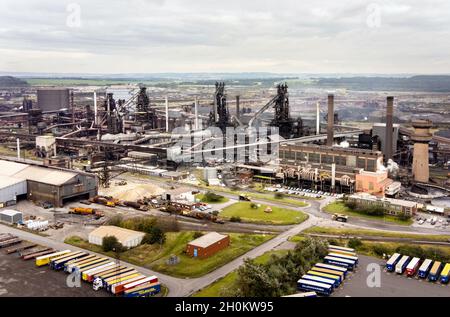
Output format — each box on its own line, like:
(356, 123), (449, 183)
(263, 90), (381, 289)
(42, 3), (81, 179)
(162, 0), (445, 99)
(0, 209), (23, 224)
(186, 232), (230, 258)
(88, 226), (145, 249)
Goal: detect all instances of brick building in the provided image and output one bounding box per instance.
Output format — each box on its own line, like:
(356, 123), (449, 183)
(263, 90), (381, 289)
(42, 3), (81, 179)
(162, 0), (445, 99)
(186, 232), (230, 258)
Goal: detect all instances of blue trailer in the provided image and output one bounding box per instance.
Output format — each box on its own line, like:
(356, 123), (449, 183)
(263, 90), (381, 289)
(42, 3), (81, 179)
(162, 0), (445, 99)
(123, 282), (161, 297)
(395, 256), (410, 274)
(50, 252), (88, 271)
(301, 275), (336, 289)
(428, 261), (443, 282)
(328, 252), (359, 265)
(418, 259), (433, 279)
(297, 279), (333, 296)
(385, 253), (402, 272)
(324, 256), (356, 271)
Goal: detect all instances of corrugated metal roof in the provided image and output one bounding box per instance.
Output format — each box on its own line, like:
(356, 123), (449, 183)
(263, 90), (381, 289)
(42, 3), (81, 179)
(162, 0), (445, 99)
(0, 209), (22, 217)
(13, 166), (77, 186)
(0, 176), (26, 189)
(188, 232), (229, 248)
(89, 226), (145, 244)
(0, 160), (29, 177)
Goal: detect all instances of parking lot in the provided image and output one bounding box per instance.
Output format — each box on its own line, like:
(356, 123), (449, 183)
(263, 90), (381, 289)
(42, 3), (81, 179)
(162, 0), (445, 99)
(264, 186), (344, 200)
(0, 250), (109, 297)
(333, 255), (450, 297)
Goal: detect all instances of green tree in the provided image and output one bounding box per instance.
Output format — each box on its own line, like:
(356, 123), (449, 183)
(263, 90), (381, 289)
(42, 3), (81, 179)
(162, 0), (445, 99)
(102, 235), (124, 252)
(348, 238), (363, 249)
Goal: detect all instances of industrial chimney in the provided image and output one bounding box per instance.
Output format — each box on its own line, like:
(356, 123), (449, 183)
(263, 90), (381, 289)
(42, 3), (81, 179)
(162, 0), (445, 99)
(327, 94), (334, 146)
(385, 96), (394, 161)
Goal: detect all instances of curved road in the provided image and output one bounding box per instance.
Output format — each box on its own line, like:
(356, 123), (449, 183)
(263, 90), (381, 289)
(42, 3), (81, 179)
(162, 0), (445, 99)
(2, 181), (449, 296)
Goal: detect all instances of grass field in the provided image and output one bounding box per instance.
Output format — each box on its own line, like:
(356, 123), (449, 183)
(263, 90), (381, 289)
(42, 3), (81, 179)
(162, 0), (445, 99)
(66, 231), (273, 278)
(150, 233), (273, 278)
(302, 226), (450, 242)
(323, 201), (413, 225)
(195, 193), (230, 204)
(220, 202), (308, 225)
(192, 249), (289, 297)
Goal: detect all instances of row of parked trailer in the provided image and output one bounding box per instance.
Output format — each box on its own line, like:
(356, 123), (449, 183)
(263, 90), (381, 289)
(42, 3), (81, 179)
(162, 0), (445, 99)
(386, 253), (450, 284)
(297, 245), (359, 296)
(34, 249), (161, 297)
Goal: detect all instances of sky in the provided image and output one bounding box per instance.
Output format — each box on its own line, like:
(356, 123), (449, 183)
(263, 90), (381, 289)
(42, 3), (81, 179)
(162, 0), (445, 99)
(0, 0), (449, 74)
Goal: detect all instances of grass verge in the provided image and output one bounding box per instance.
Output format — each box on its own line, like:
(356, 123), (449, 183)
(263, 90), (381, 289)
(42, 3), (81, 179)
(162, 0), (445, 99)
(220, 202), (308, 225)
(323, 201), (413, 226)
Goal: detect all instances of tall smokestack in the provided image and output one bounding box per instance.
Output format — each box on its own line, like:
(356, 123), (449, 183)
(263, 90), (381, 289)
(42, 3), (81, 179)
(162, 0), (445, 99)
(165, 96), (169, 132)
(236, 95), (240, 120)
(16, 138), (20, 160)
(327, 94), (334, 146)
(93, 91), (98, 125)
(194, 97), (199, 130)
(385, 96), (394, 161)
(316, 102), (320, 135)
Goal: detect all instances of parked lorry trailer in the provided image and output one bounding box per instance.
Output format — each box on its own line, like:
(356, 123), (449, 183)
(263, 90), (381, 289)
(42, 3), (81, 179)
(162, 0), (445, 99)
(73, 258), (109, 274)
(65, 255), (97, 272)
(106, 273), (144, 293)
(35, 250), (71, 267)
(328, 252), (359, 265)
(386, 253), (402, 272)
(297, 279), (333, 296)
(418, 259), (433, 279)
(115, 276), (159, 295)
(93, 269), (138, 291)
(283, 292), (317, 298)
(102, 270), (138, 288)
(314, 263), (348, 278)
(311, 267), (345, 282)
(395, 256), (410, 274)
(428, 261), (443, 282)
(301, 275), (336, 288)
(306, 270), (340, 287)
(50, 252), (88, 270)
(123, 282), (161, 298)
(324, 256), (356, 270)
(93, 267), (135, 286)
(111, 276), (150, 295)
(328, 245), (355, 253)
(406, 257), (421, 277)
(440, 264), (450, 284)
(82, 262), (115, 281)
(87, 265), (127, 283)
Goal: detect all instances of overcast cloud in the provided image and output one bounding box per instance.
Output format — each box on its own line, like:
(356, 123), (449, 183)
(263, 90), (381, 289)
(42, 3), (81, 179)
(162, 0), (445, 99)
(0, 0), (449, 74)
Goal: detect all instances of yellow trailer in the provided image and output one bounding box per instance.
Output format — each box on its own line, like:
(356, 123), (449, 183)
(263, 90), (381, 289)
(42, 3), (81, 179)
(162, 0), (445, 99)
(35, 250), (71, 267)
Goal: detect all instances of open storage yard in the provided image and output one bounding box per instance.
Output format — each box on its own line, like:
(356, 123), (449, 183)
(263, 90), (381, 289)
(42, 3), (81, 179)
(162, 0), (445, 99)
(0, 243), (108, 297)
(333, 255), (450, 297)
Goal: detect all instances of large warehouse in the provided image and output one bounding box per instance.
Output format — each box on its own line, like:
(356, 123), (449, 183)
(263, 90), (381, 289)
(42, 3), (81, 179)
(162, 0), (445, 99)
(0, 159), (98, 207)
(89, 226), (145, 249)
